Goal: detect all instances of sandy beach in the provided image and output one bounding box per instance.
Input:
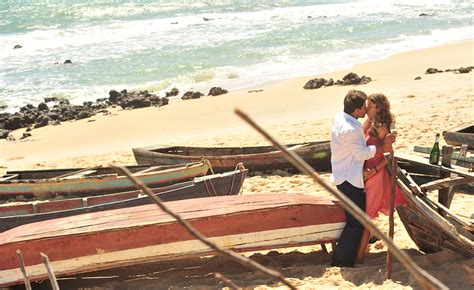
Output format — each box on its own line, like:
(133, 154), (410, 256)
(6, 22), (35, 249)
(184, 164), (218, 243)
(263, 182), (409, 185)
(1, 40), (473, 289)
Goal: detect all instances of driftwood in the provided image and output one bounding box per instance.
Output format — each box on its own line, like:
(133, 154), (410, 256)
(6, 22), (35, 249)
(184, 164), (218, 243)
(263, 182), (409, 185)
(15, 250), (31, 290)
(41, 253), (60, 290)
(385, 155), (397, 280)
(235, 108), (447, 290)
(112, 165), (297, 290)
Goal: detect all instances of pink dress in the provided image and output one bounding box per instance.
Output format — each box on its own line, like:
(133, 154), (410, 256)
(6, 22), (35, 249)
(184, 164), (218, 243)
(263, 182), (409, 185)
(364, 135), (406, 219)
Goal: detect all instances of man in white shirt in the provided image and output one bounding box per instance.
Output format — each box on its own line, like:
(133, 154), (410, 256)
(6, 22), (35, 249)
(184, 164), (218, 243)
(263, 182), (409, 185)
(330, 90), (394, 267)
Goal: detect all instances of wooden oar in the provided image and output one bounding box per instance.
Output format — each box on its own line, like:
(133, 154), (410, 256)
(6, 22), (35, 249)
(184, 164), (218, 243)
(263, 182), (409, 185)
(235, 108), (448, 290)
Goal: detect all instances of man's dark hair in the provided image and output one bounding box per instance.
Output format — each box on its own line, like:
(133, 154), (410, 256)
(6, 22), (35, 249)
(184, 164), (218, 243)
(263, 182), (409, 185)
(343, 90), (367, 114)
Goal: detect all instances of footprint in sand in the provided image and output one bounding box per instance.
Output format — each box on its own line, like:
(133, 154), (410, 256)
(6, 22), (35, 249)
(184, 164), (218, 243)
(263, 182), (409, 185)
(7, 156), (24, 161)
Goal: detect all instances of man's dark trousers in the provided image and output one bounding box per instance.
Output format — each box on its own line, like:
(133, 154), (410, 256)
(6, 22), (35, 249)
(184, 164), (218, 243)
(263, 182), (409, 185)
(332, 181), (366, 267)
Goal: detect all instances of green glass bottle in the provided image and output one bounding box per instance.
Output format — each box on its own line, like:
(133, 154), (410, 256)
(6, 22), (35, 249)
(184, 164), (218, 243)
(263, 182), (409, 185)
(429, 133), (440, 165)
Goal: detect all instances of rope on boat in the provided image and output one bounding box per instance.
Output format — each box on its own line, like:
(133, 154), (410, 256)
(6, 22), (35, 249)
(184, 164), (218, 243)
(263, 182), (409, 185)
(201, 161), (246, 197)
(228, 162), (246, 196)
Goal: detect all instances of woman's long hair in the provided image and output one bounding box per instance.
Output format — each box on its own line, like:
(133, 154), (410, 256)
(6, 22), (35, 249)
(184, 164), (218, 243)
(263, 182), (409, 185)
(368, 93), (395, 137)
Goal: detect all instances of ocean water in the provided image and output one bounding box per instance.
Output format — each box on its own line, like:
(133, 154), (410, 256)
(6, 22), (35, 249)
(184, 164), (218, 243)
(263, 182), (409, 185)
(0, 0), (472, 112)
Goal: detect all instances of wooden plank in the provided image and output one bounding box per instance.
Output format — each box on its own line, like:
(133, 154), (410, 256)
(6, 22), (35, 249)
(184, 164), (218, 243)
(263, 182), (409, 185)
(439, 147), (454, 210)
(396, 152), (473, 177)
(54, 166), (102, 179)
(420, 176), (474, 192)
(36, 198), (84, 213)
(0, 174), (19, 182)
(0, 204), (34, 217)
(414, 146), (474, 163)
(87, 191), (139, 206)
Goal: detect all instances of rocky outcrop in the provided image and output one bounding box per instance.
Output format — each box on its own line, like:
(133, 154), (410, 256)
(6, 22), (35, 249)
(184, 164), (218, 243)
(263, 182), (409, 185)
(303, 72), (371, 90)
(208, 87), (228, 96)
(182, 91), (203, 100)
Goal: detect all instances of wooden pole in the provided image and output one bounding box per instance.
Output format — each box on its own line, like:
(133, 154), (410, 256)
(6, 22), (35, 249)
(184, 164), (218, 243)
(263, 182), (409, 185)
(385, 155), (397, 280)
(16, 250), (32, 290)
(41, 252), (60, 290)
(235, 108), (448, 290)
(112, 165), (297, 290)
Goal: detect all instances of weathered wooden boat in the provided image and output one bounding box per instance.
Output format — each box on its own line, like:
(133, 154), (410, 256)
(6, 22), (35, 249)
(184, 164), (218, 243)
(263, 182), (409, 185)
(442, 123), (474, 148)
(390, 153), (473, 257)
(0, 161), (209, 200)
(0, 167), (248, 233)
(0, 193), (345, 287)
(132, 141), (331, 173)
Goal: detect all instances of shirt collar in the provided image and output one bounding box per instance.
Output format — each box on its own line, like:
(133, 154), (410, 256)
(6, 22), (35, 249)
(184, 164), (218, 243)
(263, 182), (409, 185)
(342, 111), (361, 126)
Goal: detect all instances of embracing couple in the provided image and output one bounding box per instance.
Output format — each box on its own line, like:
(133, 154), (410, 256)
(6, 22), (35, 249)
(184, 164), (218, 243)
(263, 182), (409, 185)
(330, 89), (406, 267)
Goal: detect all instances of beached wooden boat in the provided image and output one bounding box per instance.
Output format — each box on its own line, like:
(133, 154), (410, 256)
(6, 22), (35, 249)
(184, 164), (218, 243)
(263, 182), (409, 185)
(0, 193), (345, 287)
(0, 168), (248, 233)
(442, 123), (474, 148)
(132, 141), (331, 173)
(0, 162), (209, 200)
(390, 153), (473, 257)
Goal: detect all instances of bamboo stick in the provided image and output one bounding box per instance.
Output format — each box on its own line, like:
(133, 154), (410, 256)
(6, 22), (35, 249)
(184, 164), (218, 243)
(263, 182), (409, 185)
(40, 252), (60, 290)
(16, 250), (32, 290)
(112, 165), (297, 290)
(235, 108), (447, 290)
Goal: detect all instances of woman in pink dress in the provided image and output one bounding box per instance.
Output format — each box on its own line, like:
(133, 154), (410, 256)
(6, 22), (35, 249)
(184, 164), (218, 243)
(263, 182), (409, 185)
(356, 93), (406, 263)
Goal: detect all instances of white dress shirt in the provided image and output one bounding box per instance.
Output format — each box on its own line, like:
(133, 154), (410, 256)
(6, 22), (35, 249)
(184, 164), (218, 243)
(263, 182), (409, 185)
(330, 111), (376, 188)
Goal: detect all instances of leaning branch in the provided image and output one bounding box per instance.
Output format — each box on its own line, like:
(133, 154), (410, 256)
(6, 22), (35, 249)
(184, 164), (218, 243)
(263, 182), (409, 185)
(112, 165), (297, 290)
(235, 108), (447, 290)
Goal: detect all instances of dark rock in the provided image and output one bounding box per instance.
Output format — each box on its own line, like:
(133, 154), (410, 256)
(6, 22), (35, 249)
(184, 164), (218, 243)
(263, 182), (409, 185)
(21, 132), (32, 139)
(425, 68), (442, 74)
(161, 97), (169, 105)
(13, 44), (22, 49)
(149, 95), (162, 106)
(47, 112), (60, 120)
(109, 90), (121, 103)
(76, 110), (93, 120)
(323, 78), (334, 86)
(182, 91), (203, 100)
(0, 104), (7, 110)
(58, 99), (70, 105)
(342, 72), (362, 85)
(38, 102), (49, 111)
(208, 87), (228, 96)
(165, 88), (179, 97)
(26, 126), (32, 132)
(419, 13), (430, 17)
(64, 59), (72, 64)
(415, 76), (422, 80)
(0, 129), (10, 139)
(96, 98), (108, 103)
(51, 120), (61, 126)
(34, 115), (50, 128)
(303, 78), (325, 89)
(83, 101), (93, 107)
(119, 98), (151, 109)
(4, 115), (23, 130)
(458, 67), (471, 73)
(44, 97), (58, 103)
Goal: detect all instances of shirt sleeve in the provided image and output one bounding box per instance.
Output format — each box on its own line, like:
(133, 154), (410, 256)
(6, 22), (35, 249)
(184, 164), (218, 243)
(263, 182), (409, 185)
(345, 127), (376, 161)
